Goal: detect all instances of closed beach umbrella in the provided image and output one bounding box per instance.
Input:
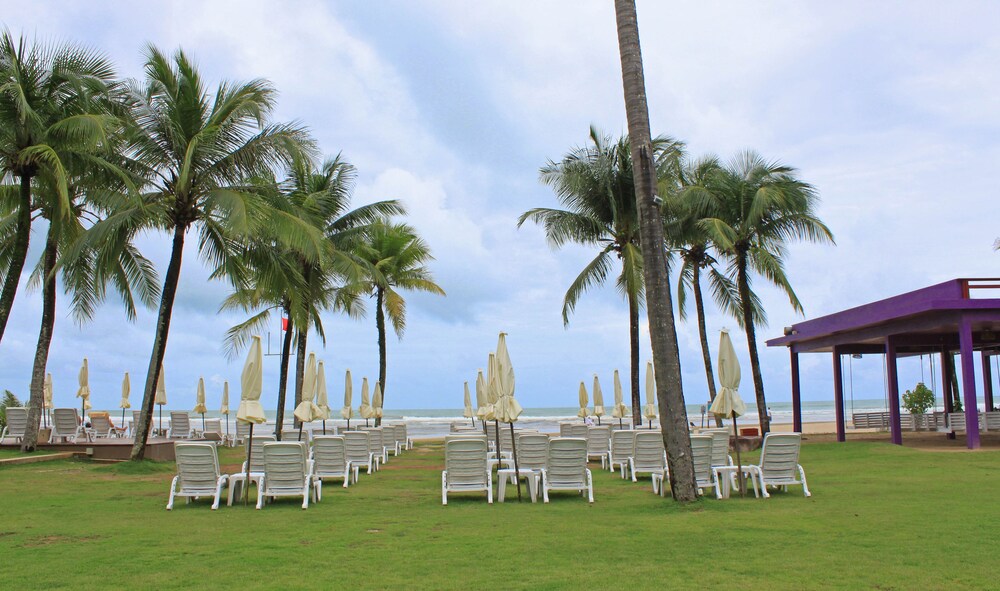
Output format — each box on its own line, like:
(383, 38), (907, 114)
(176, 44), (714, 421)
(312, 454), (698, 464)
(592, 374), (605, 425)
(236, 336), (266, 504)
(372, 382), (384, 424)
(611, 369), (628, 428)
(119, 373), (130, 430)
(77, 358), (91, 420)
(293, 352), (321, 440)
(316, 361), (330, 434)
(475, 369), (489, 434)
(710, 329), (748, 495)
(463, 381), (474, 426)
(43, 373), (53, 427)
(644, 361), (658, 428)
(486, 352), (500, 454)
(359, 377), (374, 426)
(220, 381), (230, 441)
(193, 377), (208, 432)
(577, 381), (589, 420)
(341, 370), (354, 428)
(155, 368), (167, 436)
(494, 332), (524, 500)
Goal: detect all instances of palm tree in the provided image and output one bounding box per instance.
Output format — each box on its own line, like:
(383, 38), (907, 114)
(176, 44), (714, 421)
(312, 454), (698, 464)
(81, 45), (314, 460)
(222, 155), (401, 432)
(698, 150), (834, 434)
(613, 0), (698, 502)
(352, 221), (444, 423)
(518, 126), (681, 426)
(0, 31), (119, 346)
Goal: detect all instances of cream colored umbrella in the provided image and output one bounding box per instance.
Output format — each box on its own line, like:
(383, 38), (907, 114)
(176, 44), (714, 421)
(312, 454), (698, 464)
(486, 352), (500, 454)
(359, 377), (374, 426)
(341, 370), (354, 428)
(592, 374), (605, 425)
(463, 381), (475, 426)
(644, 361), (658, 428)
(193, 377), (208, 432)
(220, 381), (230, 442)
(236, 336), (266, 504)
(118, 373), (131, 429)
(710, 329), (748, 495)
(610, 369), (628, 428)
(154, 367), (167, 436)
(577, 381), (589, 420)
(494, 332), (524, 501)
(475, 369), (490, 424)
(293, 352), (321, 440)
(372, 382), (384, 424)
(316, 361), (331, 434)
(43, 373), (53, 428)
(76, 358), (91, 421)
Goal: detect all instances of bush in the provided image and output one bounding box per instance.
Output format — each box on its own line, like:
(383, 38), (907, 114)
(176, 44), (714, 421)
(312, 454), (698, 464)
(903, 382), (935, 415)
(0, 390), (22, 431)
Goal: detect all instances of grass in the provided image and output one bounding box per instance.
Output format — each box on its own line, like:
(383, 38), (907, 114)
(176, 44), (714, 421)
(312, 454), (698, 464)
(0, 440), (997, 590)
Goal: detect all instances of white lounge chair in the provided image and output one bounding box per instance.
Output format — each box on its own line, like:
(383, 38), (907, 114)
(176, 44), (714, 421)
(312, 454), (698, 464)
(652, 434), (719, 498)
(608, 430), (635, 478)
(235, 420), (252, 446)
(744, 433), (811, 498)
(630, 430), (665, 483)
(200, 418), (226, 445)
(541, 437), (593, 503)
(167, 442), (228, 510)
(313, 435), (357, 488)
(344, 431), (376, 475)
(2, 407), (29, 442)
(50, 408), (86, 443)
(586, 425), (610, 468)
(256, 441), (320, 510)
(360, 427), (389, 464)
(442, 435), (492, 505)
(169, 412), (192, 439)
(89, 411), (117, 439)
(227, 435), (276, 506)
(281, 428), (310, 443)
(499, 432), (548, 502)
(565, 424), (588, 439)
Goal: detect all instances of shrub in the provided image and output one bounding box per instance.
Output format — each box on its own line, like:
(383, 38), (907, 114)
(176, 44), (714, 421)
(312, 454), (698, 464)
(903, 382), (935, 415)
(0, 390), (22, 431)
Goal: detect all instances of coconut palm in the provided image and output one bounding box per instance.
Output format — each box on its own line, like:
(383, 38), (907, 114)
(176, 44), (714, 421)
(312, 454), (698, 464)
(0, 31), (119, 346)
(78, 45), (314, 460)
(613, 0), (698, 501)
(698, 150), (834, 434)
(351, 222), (444, 423)
(519, 126), (682, 425)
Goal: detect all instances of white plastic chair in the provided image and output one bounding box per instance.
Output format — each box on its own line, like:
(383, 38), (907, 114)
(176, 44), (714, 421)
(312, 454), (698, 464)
(745, 433), (811, 498)
(281, 428), (311, 443)
(442, 435), (492, 505)
(360, 427), (389, 465)
(169, 412), (192, 439)
(256, 441), (320, 509)
(50, 408), (86, 443)
(541, 437), (593, 503)
(586, 425), (610, 468)
(200, 418), (226, 444)
(313, 435), (357, 488)
(89, 412), (116, 438)
(167, 442), (228, 510)
(2, 407), (29, 442)
(630, 430), (665, 483)
(499, 432), (548, 502)
(344, 431), (376, 475)
(608, 430), (635, 477)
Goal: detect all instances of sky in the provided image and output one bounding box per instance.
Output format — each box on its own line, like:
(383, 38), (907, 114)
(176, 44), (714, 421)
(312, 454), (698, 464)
(1, 1), (999, 414)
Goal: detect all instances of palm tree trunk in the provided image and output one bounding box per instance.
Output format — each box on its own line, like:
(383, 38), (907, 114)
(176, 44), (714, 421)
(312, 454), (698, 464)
(293, 329), (307, 429)
(692, 264), (722, 427)
(628, 291), (641, 425)
(274, 303), (293, 440)
(614, 0), (697, 502)
(0, 174), (34, 346)
(21, 227), (58, 452)
(736, 251), (769, 434)
(131, 224), (186, 461)
(375, 287), (387, 428)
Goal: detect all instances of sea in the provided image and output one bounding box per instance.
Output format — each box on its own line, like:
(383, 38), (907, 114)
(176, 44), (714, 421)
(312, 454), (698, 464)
(125, 397), (962, 440)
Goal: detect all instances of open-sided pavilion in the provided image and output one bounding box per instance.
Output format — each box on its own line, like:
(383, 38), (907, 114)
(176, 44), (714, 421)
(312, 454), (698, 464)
(766, 278), (1000, 449)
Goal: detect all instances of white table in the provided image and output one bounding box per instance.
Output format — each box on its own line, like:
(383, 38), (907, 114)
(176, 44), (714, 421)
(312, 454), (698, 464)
(497, 468), (539, 502)
(713, 465), (760, 499)
(228, 472), (264, 506)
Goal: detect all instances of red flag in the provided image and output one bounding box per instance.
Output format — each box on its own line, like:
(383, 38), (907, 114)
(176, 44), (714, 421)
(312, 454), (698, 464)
(281, 317), (289, 331)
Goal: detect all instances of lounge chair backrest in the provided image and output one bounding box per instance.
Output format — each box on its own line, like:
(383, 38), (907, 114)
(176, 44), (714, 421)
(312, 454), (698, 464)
(132, 411), (142, 430)
(545, 437), (588, 486)
(632, 431), (665, 471)
(759, 433), (803, 481)
(515, 433), (549, 470)
(689, 434), (715, 483)
(245, 435), (276, 473)
(444, 436), (488, 486)
(236, 420), (251, 442)
(281, 429), (310, 443)
(5, 407), (29, 438)
(566, 424), (588, 439)
(312, 436), (348, 473)
(174, 442), (221, 489)
(391, 424), (406, 447)
(202, 418), (222, 435)
(170, 412), (191, 437)
(262, 441), (309, 490)
(485, 422), (498, 445)
(90, 412), (113, 436)
(610, 430), (635, 464)
(559, 423), (573, 437)
(344, 431), (372, 465)
(51, 408), (80, 438)
(499, 426), (514, 454)
(707, 430), (730, 467)
(586, 426), (611, 455)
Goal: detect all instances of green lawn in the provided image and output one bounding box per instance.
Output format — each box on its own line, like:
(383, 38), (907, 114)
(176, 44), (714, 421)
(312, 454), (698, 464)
(0, 440), (996, 590)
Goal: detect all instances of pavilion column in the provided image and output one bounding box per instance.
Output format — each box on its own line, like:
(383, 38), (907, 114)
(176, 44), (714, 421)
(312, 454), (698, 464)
(941, 348), (956, 440)
(790, 349), (802, 433)
(885, 337), (902, 445)
(831, 347), (846, 442)
(958, 317), (981, 449)
(983, 351), (994, 412)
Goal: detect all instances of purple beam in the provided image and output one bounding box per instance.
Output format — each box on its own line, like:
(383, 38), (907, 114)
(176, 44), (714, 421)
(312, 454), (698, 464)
(983, 351), (994, 411)
(832, 347), (846, 442)
(885, 338), (902, 445)
(958, 317), (981, 449)
(790, 350), (802, 433)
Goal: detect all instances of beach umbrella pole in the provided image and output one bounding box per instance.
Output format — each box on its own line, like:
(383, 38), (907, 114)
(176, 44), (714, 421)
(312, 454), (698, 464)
(508, 422), (522, 501)
(201, 413), (206, 433)
(494, 419), (501, 460)
(732, 412), (745, 497)
(322, 420), (326, 435)
(225, 416), (229, 443)
(244, 423), (255, 506)
(298, 424), (304, 442)
(159, 404), (163, 437)
(121, 409), (125, 431)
